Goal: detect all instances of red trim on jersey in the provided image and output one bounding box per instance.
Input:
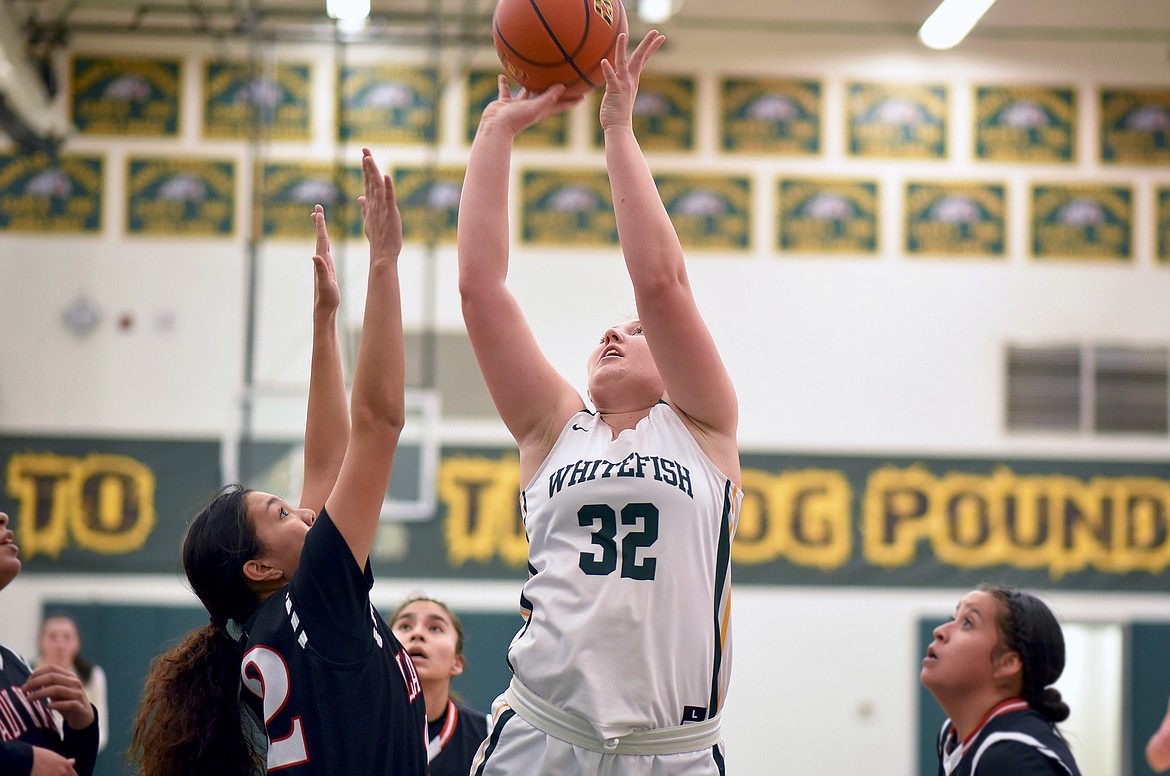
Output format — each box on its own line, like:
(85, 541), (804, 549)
(946, 697), (1030, 759)
(427, 700), (458, 764)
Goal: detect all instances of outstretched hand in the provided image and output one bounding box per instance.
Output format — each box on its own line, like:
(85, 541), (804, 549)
(480, 76), (582, 137)
(23, 663), (94, 731)
(358, 148), (402, 260)
(311, 204), (340, 315)
(600, 30), (666, 131)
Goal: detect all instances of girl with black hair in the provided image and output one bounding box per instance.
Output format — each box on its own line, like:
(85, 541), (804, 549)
(389, 596), (489, 776)
(130, 149), (427, 776)
(921, 585), (1082, 776)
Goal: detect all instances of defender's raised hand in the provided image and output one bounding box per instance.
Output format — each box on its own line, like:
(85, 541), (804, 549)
(311, 204), (340, 316)
(358, 147), (402, 260)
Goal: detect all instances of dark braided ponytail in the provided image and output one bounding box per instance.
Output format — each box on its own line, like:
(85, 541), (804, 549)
(130, 485), (266, 776)
(982, 585), (1071, 724)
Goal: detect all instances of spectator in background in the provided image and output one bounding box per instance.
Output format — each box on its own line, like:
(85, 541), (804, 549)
(37, 613), (109, 752)
(0, 511), (100, 776)
(388, 596), (489, 776)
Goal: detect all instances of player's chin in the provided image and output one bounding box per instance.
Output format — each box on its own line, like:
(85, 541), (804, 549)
(0, 557), (20, 589)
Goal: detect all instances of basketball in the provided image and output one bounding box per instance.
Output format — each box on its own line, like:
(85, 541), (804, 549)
(492, 0), (628, 98)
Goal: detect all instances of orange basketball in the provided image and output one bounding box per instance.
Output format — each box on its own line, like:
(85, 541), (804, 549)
(492, 0), (628, 98)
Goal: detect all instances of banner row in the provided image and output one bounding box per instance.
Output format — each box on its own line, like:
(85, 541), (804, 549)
(56, 57), (1170, 165)
(2, 153), (1168, 261)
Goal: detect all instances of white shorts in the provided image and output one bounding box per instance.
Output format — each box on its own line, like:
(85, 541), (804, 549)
(470, 685), (727, 776)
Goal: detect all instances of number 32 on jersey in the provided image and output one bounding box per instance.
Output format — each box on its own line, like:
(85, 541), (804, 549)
(577, 502), (659, 580)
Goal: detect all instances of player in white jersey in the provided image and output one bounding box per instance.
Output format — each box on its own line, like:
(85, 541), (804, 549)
(459, 30), (741, 775)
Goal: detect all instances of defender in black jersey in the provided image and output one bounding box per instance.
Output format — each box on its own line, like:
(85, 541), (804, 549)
(0, 511), (100, 776)
(427, 699), (490, 776)
(935, 700), (1080, 776)
(241, 507), (427, 774)
(922, 586), (1082, 776)
(132, 151), (426, 776)
(389, 597), (490, 776)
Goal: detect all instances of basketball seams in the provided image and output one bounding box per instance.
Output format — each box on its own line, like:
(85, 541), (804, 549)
(501, 0), (589, 73)
(493, 0), (627, 95)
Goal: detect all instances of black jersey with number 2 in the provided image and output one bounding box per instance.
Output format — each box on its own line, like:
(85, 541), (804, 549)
(241, 508), (428, 775)
(936, 700), (1081, 776)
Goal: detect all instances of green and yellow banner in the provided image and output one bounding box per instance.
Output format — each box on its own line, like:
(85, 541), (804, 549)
(71, 56), (180, 137)
(203, 61), (312, 141)
(974, 85), (1075, 163)
(0, 153), (103, 233)
(6, 437), (1170, 591)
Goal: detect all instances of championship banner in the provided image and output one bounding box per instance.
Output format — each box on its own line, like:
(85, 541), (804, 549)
(777, 178), (879, 255)
(257, 162), (363, 240)
(0, 153), (103, 233)
(337, 65), (439, 144)
(465, 70), (567, 148)
(1159, 187), (1170, 264)
(1100, 88), (1170, 165)
(847, 82), (948, 159)
(393, 164), (465, 245)
(1, 437), (220, 574)
(654, 173), (751, 251)
(974, 85), (1075, 163)
(592, 73), (695, 152)
(71, 56), (180, 137)
(1031, 184), (1132, 261)
(7, 438), (1170, 592)
(904, 181), (1006, 258)
(126, 157), (235, 236)
(202, 61), (312, 141)
(520, 168), (617, 247)
(719, 77), (821, 155)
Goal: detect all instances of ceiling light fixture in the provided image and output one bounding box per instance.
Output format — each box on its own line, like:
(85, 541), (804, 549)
(326, 0), (370, 32)
(637, 0), (678, 25)
(918, 0), (998, 50)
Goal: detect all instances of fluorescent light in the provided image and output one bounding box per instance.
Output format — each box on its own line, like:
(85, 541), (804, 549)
(918, 0), (998, 50)
(637, 0), (674, 24)
(326, 0), (370, 29)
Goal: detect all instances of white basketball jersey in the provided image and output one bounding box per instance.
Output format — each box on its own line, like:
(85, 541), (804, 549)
(509, 403), (741, 740)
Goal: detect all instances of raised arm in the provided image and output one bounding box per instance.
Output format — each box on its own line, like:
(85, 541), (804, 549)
(299, 204), (349, 515)
(458, 77), (585, 466)
(323, 149), (405, 568)
(601, 32), (739, 476)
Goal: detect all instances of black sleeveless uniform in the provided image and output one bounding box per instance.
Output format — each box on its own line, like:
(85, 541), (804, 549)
(428, 699), (489, 776)
(936, 700), (1081, 776)
(241, 508), (428, 775)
